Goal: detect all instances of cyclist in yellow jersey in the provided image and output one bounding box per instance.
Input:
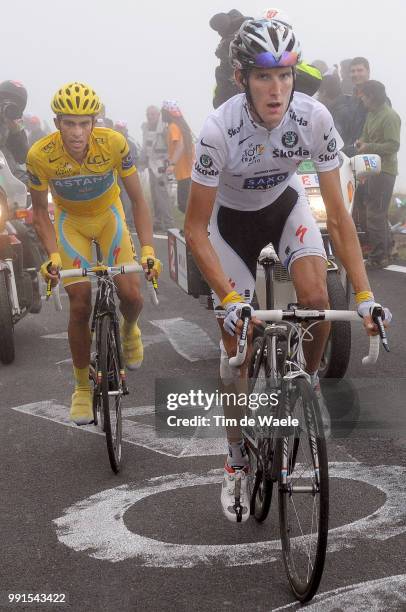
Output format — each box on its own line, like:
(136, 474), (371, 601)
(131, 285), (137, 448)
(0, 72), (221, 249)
(27, 82), (161, 425)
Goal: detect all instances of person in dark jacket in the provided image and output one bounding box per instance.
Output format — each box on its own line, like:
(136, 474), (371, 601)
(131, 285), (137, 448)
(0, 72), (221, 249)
(0, 80), (29, 173)
(317, 74), (351, 142)
(356, 80), (401, 268)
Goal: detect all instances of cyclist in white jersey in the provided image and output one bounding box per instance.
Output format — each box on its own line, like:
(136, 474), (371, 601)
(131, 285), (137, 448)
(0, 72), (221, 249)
(185, 18), (391, 522)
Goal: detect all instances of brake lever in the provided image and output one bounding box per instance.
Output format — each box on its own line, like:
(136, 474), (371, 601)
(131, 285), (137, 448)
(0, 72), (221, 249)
(147, 257), (159, 292)
(237, 305), (252, 355)
(371, 304), (390, 352)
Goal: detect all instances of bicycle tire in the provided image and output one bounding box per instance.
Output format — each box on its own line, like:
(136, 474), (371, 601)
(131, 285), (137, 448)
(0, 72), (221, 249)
(247, 336), (274, 522)
(277, 377), (329, 602)
(0, 270), (15, 364)
(99, 315), (123, 473)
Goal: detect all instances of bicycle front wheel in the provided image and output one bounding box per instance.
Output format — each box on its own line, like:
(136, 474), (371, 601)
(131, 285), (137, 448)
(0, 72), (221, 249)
(277, 377), (329, 602)
(99, 315), (123, 473)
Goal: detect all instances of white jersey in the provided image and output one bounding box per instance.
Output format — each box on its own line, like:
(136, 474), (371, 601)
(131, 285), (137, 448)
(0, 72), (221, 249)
(192, 92), (344, 211)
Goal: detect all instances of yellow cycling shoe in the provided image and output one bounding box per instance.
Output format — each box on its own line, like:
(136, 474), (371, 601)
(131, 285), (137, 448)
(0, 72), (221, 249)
(70, 387), (93, 425)
(121, 322), (143, 370)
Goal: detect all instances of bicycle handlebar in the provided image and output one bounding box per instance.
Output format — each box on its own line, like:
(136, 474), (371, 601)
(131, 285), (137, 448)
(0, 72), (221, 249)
(48, 262), (159, 310)
(228, 308), (387, 368)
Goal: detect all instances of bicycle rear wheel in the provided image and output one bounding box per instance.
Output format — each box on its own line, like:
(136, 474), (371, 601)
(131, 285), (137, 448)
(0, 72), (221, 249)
(277, 377), (329, 602)
(99, 315), (123, 473)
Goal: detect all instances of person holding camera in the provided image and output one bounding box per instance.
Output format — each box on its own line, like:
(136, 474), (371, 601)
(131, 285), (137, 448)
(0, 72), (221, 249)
(0, 80), (29, 176)
(140, 105), (174, 232)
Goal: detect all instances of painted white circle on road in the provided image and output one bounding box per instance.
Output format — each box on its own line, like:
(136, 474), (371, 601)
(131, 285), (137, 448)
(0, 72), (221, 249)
(54, 462), (406, 567)
(272, 574), (406, 611)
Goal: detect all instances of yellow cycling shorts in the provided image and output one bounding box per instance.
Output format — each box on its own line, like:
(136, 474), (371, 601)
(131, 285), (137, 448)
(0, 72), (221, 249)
(54, 200), (136, 286)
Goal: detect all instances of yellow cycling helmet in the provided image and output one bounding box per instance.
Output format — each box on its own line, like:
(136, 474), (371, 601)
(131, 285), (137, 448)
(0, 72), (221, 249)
(51, 82), (101, 115)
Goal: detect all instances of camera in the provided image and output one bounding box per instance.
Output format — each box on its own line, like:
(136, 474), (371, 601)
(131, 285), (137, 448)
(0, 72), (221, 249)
(0, 100), (23, 121)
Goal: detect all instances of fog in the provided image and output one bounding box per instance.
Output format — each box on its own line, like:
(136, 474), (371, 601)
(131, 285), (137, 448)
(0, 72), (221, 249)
(2, 0), (405, 189)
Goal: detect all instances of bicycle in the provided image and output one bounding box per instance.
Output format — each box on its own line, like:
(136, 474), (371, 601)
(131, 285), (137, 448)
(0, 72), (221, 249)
(229, 304), (388, 602)
(53, 243), (158, 473)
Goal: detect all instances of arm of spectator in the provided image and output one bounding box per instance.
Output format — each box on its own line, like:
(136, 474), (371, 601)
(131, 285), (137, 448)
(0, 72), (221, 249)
(6, 128), (29, 164)
(357, 114), (400, 156)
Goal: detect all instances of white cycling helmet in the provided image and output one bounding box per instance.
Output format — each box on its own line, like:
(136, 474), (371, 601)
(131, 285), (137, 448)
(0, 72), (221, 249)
(230, 18), (301, 70)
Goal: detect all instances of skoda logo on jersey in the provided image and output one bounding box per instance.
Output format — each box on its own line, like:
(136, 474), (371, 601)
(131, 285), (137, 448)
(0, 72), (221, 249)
(281, 131), (299, 148)
(200, 154), (213, 168)
(327, 138), (337, 153)
(243, 172), (289, 190)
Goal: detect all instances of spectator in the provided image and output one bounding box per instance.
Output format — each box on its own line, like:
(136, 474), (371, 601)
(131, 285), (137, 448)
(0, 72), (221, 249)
(161, 100), (194, 215)
(114, 120), (139, 231)
(0, 80), (29, 175)
(210, 9), (251, 109)
(311, 59), (329, 75)
(343, 56), (371, 156)
(317, 74), (351, 142)
(140, 105), (174, 232)
(24, 114), (47, 146)
(356, 80), (401, 268)
(95, 103), (113, 128)
(340, 58), (353, 95)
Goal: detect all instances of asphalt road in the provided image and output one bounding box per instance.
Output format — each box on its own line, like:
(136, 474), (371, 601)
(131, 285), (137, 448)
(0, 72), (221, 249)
(0, 237), (405, 612)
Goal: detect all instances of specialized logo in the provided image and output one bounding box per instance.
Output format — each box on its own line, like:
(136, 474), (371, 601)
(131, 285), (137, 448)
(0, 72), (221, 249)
(295, 224), (308, 243)
(327, 138), (337, 153)
(199, 154), (213, 168)
(241, 143), (265, 166)
(289, 109), (308, 126)
(73, 257), (82, 269)
(113, 246), (121, 264)
(273, 146), (309, 159)
(281, 131), (299, 148)
(200, 137), (217, 150)
(121, 153), (134, 170)
(243, 172), (289, 190)
(194, 161), (218, 177)
(318, 151), (338, 163)
(227, 119), (243, 137)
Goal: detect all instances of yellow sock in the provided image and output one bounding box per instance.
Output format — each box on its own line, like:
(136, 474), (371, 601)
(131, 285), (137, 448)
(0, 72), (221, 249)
(73, 365), (90, 389)
(122, 318), (138, 336)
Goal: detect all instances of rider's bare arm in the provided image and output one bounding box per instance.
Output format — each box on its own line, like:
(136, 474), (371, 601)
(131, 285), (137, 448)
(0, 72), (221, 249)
(318, 168), (371, 295)
(121, 171), (153, 247)
(185, 181), (236, 302)
(31, 188), (58, 256)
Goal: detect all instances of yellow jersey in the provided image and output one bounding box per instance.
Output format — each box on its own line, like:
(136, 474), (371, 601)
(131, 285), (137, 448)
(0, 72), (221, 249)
(26, 127), (136, 216)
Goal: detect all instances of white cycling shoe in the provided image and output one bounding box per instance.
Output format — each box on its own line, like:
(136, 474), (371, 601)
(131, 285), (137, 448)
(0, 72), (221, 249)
(221, 463), (250, 523)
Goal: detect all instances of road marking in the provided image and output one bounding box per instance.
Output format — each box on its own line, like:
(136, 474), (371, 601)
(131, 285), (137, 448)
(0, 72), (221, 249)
(11, 401), (225, 457)
(271, 574), (406, 611)
(53, 462), (406, 566)
(385, 264), (406, 273)
(43, 317), (217, 363)
(151, 317), (219, 362)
